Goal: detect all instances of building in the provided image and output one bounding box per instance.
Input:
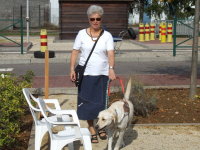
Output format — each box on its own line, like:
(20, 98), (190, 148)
(59, 0), (133, 40)
(0, 0), (50, 29)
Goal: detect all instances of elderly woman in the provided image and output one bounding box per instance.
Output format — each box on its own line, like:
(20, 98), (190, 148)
(70, 5), (116, 143)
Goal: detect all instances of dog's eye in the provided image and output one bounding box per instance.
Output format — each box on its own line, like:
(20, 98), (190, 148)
(102, 118), (105, 121)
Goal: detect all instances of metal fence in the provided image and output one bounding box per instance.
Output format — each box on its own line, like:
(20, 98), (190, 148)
(0, 5), (51, 29)
(13, 5), (50, 28)
(153, 19), (194, 36)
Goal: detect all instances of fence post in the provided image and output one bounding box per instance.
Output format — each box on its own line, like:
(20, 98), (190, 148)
(173, 17), (177, 56)
(39, 5), (41, 27)
(20, 5), (24, 54)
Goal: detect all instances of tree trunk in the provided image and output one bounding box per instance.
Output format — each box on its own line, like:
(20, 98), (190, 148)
(189, 0), (200, 99)
(139, 1), (144, 22)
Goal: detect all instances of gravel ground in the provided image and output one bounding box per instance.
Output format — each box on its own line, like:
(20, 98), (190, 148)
(28, 94), (200, 150)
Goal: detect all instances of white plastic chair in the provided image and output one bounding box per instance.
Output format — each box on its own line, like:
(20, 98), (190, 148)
(22, 88), (74, 150)
(37, 97), (92, 150)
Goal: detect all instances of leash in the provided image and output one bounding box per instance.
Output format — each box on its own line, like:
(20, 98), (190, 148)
(105, 78), (110, 109)
(105, 77), (125, 109)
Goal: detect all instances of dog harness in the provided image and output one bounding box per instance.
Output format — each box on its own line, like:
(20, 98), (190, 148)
(122, 99), (130, 115)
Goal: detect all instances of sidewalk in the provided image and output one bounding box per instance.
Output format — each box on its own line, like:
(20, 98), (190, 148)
(0, 36), (198, 65)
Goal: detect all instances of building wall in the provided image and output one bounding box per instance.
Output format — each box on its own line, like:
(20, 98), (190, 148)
(59, 1), (130, 40)
(0, 0), (50, 29)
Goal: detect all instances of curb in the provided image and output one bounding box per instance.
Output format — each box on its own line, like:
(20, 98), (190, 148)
(29, 84), (200, 96)
(0, 56), (195, 65)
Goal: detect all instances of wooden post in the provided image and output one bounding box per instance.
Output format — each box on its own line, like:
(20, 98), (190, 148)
(45, 50), (49, 99)
(40, 29), (49, 98)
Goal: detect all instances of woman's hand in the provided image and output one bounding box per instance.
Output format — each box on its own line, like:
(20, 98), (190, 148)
(109, 69), (116, 80)
(70, 50), (79, 82)
(70, 70), (76, 82)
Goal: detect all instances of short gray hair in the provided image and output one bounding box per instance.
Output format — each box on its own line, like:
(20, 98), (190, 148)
(87, 5), (104, 17)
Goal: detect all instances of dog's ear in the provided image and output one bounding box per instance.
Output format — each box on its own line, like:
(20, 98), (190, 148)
(124, 77), (132, 100)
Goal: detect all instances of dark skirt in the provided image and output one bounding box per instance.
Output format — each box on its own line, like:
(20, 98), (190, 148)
(77, 75), (109, 120)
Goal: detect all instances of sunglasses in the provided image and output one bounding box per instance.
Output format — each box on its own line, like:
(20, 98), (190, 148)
(90, 18), (101, 22)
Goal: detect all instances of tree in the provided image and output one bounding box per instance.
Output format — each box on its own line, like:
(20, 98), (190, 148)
(129, 0), (195, 21)
(189, 0), (200, 99)
(129, 0), (148, 22)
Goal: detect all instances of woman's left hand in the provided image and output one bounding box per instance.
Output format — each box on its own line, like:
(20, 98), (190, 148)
(109, 69), (116, 80)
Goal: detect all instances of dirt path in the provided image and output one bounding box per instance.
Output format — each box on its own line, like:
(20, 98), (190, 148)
(36, 94), (200, 150)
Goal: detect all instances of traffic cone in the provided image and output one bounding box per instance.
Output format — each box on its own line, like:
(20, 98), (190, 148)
(139, 23), (145, 42)
(167, 23), (173, 42)
(150, 23), (155, 40)
(144, 23), (150, 41)
(161, 22), (167, 43)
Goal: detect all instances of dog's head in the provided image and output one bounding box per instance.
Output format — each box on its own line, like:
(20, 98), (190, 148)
(96, 110), (116, 130)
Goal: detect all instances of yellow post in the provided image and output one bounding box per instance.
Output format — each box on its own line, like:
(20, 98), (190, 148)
(40, 29), (49, 99)
(161, 22), (167, 43)
(159, 22), (162, 40)
(144, 23), (150, 41)
(150, 23), (155, 40)
(139, 23), (145, 42)
(167, 23), (173, 42)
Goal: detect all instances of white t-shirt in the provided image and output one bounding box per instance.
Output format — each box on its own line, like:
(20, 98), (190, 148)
(73, 29), (114, 76)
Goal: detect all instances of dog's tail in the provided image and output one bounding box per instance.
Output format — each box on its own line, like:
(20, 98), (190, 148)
(124, 77), (132, 100)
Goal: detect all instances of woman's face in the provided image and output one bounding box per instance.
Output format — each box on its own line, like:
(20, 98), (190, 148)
(89, 13), (102, 30)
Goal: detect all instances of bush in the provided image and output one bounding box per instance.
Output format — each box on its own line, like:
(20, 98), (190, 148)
(108, 78), (158, 117)
(0, 71), (34, 149)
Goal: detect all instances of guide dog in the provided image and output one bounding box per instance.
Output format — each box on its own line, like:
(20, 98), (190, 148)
(96, 78), (134, 150)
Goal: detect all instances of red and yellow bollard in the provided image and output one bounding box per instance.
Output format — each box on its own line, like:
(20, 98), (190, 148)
(40, 29), (48, 52)
(150, 23), (155, 40)
(167, 23), (173, 42)
(144, 23), (150, 41)
(161, 22), (167, 43)
(139, 23), (145, 42)
(159, 22), (163, 40)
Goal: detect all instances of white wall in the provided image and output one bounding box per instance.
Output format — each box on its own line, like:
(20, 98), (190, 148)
(50, 0), (59, 25)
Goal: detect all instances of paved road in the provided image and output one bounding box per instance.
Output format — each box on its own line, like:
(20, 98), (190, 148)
(0, 61), (199, 76)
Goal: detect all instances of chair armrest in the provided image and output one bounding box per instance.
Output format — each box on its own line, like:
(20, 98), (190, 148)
(50, 121), (79, 126)
(47, 109), (81, 127)
(43, 99), (61, 110)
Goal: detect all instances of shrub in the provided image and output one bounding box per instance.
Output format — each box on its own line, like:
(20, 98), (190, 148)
(109, 78), (158, 117)
(0, 71), (34, 149)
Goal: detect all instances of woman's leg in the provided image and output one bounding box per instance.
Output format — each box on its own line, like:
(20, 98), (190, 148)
(87, 120), (98, 143)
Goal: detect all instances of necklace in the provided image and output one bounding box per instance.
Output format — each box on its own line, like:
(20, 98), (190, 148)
(90, 28), (101, 42)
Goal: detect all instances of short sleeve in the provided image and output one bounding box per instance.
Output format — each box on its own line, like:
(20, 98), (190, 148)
(73, 31), (81, 50)
(106, 32), (114, 51)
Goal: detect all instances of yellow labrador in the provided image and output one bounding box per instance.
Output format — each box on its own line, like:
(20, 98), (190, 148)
(96, 78), (134, 150)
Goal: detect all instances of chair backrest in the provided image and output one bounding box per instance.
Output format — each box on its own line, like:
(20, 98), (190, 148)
(22, 88), (41, 125)
(36, 97), (55, 138)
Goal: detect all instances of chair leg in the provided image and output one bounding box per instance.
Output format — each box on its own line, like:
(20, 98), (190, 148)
(35, 125), (47, 150)
(68, 142), (74, 150)
(82, 135), (92, 150)
(51, 140), (75, 150)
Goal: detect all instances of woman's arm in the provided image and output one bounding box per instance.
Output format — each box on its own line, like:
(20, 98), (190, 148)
(70, 50), (79, 82)
(108, 50), (116, 80)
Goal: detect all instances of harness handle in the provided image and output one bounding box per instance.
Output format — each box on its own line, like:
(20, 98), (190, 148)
(107, 77), (125, 96)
